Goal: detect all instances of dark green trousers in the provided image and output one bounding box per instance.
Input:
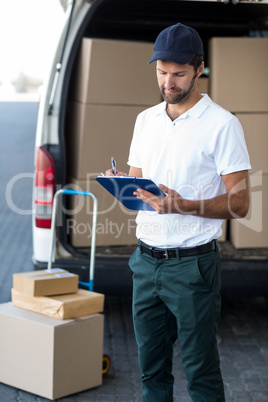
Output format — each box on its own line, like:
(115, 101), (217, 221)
(129, 244), (225, 402)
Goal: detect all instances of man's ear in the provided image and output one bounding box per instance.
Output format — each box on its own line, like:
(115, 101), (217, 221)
(197, 61), (205, 78)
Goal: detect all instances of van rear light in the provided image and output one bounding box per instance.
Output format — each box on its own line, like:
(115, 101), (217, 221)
(34, 147), (56, 228)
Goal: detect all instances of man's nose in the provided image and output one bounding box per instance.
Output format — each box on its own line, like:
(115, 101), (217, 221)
(165, 75), (175, 89)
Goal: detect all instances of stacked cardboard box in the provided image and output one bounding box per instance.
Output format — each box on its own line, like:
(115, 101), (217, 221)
(229, 115), (268, 248)
(12, 269), (105, 319)
(69, 38), (160, 106)
(229, 172), (266, 248)
(13, 268), (79, 297)
(0, 269), (105, 399)
(198, 77), (209, 95)
(66, 38), (161, 247)
(217, 220), (227, 243)
(11, 287), (104, 320)
(0, 303), (104, 400)
(209, 37), (268, 248)
(209, 38), (268, 113)
(66, 177), (137, 247)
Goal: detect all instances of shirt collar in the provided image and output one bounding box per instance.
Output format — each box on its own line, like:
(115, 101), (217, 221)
(155, 94), (212, 120)
(188, 94), (212, 118)
(155, 102), (167, 117)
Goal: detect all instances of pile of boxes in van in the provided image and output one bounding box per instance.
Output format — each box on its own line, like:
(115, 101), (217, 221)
(0, 269), (105, 400)
(209, 37), (268, 248)
(66, 36), (268, 249)
(66, 38), (161, 247)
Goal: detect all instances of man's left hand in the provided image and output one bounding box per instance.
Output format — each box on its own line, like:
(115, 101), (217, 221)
(134, 184), (186, 214)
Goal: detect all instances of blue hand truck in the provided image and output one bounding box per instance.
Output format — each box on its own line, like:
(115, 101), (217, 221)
(47, 188), (98, 291)
(47, 188), (110, 375)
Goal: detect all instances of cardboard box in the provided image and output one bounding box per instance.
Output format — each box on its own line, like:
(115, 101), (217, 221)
(218, 220), (227, 242)
(230, 173), (268, 248)
(67, 177), (137, 247)
(13, 269), (79, 297)
(12, 288), (105, 319)
(198, 77), (209, 95)
(209, 38), (268, 112)
(235, 113), (268, 174)
(70, 38), (160, 106)
(66, 102), (146, 179)
(0, 303), (103, 400)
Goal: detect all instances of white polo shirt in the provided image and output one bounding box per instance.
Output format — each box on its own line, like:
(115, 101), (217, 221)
(127, 94), (251, 248)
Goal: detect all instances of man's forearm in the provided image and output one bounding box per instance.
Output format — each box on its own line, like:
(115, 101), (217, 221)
(179, 190), (249, 219)
(135, 171), (250, 219)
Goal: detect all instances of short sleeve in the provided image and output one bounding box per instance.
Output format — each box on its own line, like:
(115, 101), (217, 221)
(214, 116), (251, 176)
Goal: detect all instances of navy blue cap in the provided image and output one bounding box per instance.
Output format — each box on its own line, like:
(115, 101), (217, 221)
(149, 23), (204, 65)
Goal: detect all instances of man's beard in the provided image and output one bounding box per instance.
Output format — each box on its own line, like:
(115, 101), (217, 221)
(160, 74), (197, 104)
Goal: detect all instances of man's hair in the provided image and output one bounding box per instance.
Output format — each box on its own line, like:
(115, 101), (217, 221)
(189, 54), (204, 72)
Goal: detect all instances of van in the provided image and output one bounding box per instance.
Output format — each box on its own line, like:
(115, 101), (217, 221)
(33, 0), (268, 296)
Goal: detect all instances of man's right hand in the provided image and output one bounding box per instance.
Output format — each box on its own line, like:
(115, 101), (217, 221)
(105, 166), (142, 177)
(105, 168), (128, 176)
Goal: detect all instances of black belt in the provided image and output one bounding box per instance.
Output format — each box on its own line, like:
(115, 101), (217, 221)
(138, 240), (216, 260)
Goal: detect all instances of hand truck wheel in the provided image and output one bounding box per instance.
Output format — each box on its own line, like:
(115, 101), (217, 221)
(102, 354), (111, 376)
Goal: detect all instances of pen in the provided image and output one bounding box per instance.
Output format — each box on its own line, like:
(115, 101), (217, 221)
(111, 157), (117, 175)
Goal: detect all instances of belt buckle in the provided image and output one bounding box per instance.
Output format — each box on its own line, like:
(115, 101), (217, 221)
(163, 248), (169, 260)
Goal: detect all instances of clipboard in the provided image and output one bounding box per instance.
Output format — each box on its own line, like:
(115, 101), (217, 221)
(95, 176), (166, 211)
